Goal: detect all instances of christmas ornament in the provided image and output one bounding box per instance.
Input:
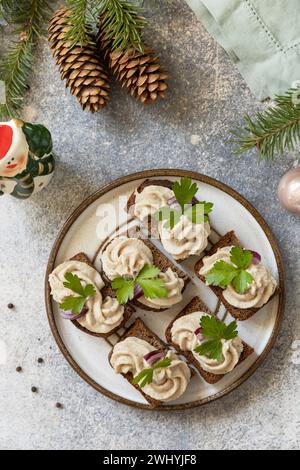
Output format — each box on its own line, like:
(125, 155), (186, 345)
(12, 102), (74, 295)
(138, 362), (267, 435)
(48, 6), (111, 113)
(278, 165), (300, 215)
(97, 27), (168, 104)
(0, 119), (55, 200)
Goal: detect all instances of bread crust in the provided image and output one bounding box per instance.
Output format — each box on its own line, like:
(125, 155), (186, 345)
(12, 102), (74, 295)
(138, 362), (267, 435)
(69, 253), (134, 338)
(165, 296), (254, 384)
(194, 231), (279, 321)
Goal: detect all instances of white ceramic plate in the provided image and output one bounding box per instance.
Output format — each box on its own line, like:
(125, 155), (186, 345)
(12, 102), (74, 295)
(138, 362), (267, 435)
(45, 170), (285, 410)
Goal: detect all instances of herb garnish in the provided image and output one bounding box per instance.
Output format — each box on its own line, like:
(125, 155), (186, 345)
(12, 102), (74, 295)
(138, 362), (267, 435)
(153, 177), (213, 229)
(194, 316), (238, 361)
(205, 246), (254, 294)
(112, 264), (168, 305)
(132, 358), (172, 388)
(59, 273), (96, 314)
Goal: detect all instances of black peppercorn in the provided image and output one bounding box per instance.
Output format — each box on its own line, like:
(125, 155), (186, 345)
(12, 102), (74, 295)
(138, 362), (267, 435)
(31, 387), (38, 393)
(7, 303), (14, 309)
(55, 402), (63, 409)
(16, 366), (22, 373)
(37, 358), (44, 364)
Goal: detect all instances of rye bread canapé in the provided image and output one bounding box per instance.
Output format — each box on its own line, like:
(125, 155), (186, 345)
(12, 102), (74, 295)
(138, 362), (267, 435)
(109, 318), (191, 408)
(48, 253), (134, 338)
(126, 178), (213, 262)
(195, 231), (279, 321)
(100, 232), (189, 312)
(165, 297), (254, 385)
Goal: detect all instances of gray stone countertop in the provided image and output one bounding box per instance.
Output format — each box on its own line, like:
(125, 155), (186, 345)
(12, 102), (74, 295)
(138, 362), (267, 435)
(0, 0), (299, 451)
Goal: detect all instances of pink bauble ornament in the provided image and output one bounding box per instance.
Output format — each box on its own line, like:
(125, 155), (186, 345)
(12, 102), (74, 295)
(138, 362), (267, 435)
(278, 165), (300, 214)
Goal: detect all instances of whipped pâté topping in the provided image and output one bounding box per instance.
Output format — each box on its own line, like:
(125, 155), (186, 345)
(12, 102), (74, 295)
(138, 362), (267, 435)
(49, 260), (125, 334)
(110, 337), (191, 402)
(171, 311), (243, 375)
(199, 246), (277, 309)
(101, 237), (153, 280)
(134, 185), (175, 221)
(138, 268), (184, 309)
(159, 215), (211, 260)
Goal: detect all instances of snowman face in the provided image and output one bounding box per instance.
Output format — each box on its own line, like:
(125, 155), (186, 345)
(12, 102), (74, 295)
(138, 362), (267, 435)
(0, 120), (29, 178)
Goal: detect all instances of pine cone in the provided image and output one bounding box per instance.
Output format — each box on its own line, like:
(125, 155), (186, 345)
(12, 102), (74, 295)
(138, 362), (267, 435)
(96, 28), (168, 104)
(48, 6), (111, 112)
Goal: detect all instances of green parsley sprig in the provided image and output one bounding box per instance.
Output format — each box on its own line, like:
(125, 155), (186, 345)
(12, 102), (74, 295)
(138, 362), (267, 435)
(132, 358), (172, 388)
(59, 272), (96, 314)
(153, 177), (214, 229)
(205, 247), (253, 294)
(111, 264), (168, 305)
(194, 316), (238, 361)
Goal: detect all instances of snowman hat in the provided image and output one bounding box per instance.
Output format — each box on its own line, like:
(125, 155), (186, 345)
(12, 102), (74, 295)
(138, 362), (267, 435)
(0, 119), (29, 171)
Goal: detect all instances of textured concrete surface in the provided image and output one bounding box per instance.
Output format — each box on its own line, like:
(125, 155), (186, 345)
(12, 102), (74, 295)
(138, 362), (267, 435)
(0, 1), (299, 450)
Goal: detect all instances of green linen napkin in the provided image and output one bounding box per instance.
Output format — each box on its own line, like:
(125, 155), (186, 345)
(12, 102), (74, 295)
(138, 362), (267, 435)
(185, 0), (300, 100)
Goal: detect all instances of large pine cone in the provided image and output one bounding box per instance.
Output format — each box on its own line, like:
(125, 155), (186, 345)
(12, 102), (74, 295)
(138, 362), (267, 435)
(96, 28), (168, 104)
(48, 6), (111, 112)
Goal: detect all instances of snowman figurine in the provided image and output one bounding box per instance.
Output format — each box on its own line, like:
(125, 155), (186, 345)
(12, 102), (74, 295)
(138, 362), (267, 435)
(0, 119), (55, 199)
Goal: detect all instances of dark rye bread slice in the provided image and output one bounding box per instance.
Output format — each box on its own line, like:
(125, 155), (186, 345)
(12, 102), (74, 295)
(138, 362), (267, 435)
(70, 253), (134, 338)
(103, 230), (190, 312)
(165, 297), (254, 385)
(108, 318), (170, 409)
(194, 231), (279, 321)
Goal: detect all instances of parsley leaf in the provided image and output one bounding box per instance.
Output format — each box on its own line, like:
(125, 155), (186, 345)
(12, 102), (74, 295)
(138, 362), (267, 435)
(132, 358), (172, 388)
(232, 270), (253, 294)
(60, 273), (96, 314)
(230, 246), (253, 270)
(63, 272), (85, 296)
(205, 261), (238, 288)
(204, 247), (254, 294)
(194, 316), (238, 361)
(60, 296), (86, 315)
(153, 178), (214, 230)
(173, 177), (198, 212)
(112, 264), (168, 305)
(111, 277), (135, 305)
(138, 264), (161, 280)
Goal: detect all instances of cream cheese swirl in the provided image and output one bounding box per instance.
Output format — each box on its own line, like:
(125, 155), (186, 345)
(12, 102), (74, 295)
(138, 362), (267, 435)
(159, 215), (211, 260)
(134, 185), (174, 221)
(110, 337), (191, 402)
(199, 246), (277, 309)
(138, 268), (184, 309)
(101, 237), (153, 280)
(49, 260), (125, 334)
(171, 312), (243, 375)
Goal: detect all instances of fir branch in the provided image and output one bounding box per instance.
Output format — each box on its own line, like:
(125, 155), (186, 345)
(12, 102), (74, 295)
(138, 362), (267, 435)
(65, 0), (95, 47)
(99, 0), (146, 52)
(0, 0), (52, 119)
(231, 88), (300, 161)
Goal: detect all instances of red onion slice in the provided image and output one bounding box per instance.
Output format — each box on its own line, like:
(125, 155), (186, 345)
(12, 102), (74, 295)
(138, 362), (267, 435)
(167, 196), (181, 210)
(144, 350), (165, 366)
(60, 307), (88, 321)
(250, 250), (261, 265)
(194, 327), (204, 342)
(134, 284), (144, 299)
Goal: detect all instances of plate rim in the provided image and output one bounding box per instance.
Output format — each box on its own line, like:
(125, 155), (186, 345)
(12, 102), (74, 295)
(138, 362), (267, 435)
(45, 169), (285, 411)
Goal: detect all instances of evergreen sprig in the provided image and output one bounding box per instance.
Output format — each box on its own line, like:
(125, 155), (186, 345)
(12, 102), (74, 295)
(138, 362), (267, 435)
(99, 0), (146, 52)
(231, 88), (300, 161)
(65, 0), (95, 47)
(0, 0), (52, 119)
